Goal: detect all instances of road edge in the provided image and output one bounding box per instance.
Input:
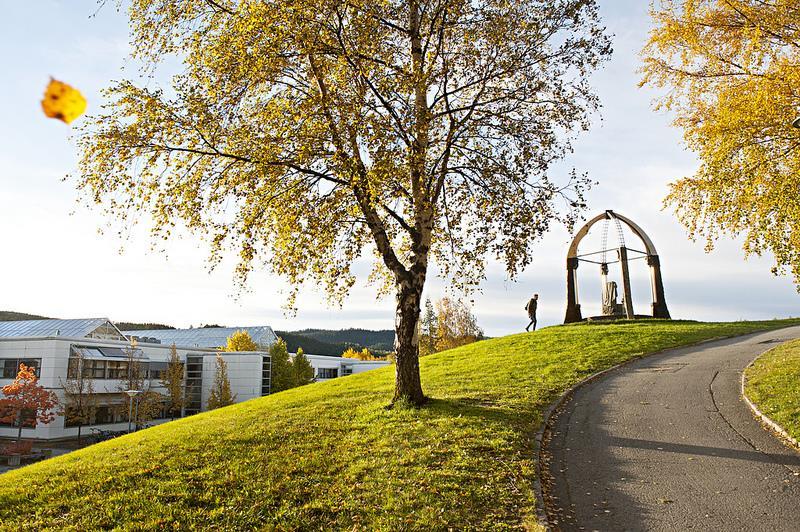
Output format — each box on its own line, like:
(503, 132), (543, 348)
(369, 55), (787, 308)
(531, 328), (794, 531)
(741, 347), (800, 453)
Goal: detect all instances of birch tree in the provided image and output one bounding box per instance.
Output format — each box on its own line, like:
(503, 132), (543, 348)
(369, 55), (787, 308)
(78, 0), (611, 405)
(642, 1), (800, 284)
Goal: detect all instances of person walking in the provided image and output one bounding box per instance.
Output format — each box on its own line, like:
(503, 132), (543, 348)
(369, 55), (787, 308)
(525, 293), (539, 332)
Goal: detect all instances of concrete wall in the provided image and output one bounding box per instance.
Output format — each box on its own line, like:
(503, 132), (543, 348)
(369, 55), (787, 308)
(200, 353), (264, 408)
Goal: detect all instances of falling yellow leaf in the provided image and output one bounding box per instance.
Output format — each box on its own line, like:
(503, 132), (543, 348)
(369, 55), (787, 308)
(41, 78), (86, 124)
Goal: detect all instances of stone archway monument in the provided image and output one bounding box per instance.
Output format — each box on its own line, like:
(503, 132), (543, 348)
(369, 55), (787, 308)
(564, 210), (670, 323)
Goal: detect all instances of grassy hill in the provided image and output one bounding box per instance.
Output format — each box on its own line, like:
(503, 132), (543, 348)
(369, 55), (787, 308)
(0, 319), (797, 529)
(744, 338), (800, 441)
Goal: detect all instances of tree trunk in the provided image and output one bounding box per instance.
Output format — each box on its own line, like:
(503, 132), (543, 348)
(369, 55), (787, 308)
(392, 277), (426, 406)
(16, 411), (23, 444)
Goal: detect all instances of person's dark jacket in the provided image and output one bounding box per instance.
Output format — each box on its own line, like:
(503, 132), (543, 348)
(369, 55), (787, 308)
(525, 298), (537, 317)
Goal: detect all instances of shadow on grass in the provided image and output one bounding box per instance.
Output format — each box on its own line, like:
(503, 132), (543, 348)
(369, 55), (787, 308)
(424, 397), (532, 426)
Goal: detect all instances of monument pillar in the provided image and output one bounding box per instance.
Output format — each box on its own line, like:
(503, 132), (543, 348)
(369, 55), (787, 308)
(618, 247), (635, 319)
(647, 255), (671, 319)
(564, 257), (582, 323)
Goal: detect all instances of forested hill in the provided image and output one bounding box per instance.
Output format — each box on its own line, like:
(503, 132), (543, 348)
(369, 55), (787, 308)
(115, 322), (175, 331)
(290, 328), (395, 352)
(0, 311), (50, 321)
(275, 329), (395, 357)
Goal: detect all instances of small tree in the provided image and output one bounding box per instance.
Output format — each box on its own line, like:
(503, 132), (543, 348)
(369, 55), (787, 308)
(292, 348), (315, 387)
(0, 364), (59, 445)
(435, 297), (483, 352)
(60, 350), (98, 442)
(419, 298), (438, 356)
(269, 338), (296, 393)
(160, 344), (185, 419)
(207, 354), (236, 410)
(118, 340), (163, 427)
(225, 330), (258, 352)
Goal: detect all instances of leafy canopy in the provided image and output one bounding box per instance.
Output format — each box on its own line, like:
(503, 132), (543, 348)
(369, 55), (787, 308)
(341, 347), (380, 361)
(642, 0), (800, 284)
(269, 338), (296, 392)
(0, 364), (59, 432)
(225, 330), (259, 352)
(292, 347), (315, 386)
(79, 0), (611, 303)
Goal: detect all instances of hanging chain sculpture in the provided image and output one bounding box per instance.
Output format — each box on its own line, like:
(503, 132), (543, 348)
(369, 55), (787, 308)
(564, 210), (670, 323)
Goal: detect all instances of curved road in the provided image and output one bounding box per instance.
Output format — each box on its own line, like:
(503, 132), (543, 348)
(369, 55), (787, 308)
(543, 327), (800, 531)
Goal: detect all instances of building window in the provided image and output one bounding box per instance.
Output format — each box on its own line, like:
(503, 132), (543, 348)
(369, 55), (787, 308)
(0, 406), (37, 428)
(93, 405), (120, 425)
(148, 361), (168, 381)
(261, 355), (271, 396)
(184, 355), (203, 415)
(316, 367), (338, 379)
(83, 359), (107, 379)
(67, 357), (79, 379)
(105, 361), (129, 380)
(341, 366), (353, 376)
(1, 358), (41, 379)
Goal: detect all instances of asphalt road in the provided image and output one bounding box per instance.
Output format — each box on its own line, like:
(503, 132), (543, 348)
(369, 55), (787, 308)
(543, 327), (800, 531)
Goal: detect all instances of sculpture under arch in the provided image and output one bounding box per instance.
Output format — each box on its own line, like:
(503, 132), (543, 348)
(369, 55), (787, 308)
(564, 210), (670, 323)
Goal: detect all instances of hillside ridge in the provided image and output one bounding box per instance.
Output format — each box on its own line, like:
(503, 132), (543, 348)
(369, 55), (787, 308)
(1, 319), (797, 529)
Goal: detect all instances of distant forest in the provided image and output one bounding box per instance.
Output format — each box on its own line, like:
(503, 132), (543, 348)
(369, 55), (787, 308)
(0, 311), (49, 321)
(276, 328), (395, 357)
(115, 322), (175, 331)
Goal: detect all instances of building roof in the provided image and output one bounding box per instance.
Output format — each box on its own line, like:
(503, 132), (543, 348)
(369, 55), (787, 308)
(73, 345), (147, 360)
(0, 318), (126, 340)
(123, 326), (279, 349)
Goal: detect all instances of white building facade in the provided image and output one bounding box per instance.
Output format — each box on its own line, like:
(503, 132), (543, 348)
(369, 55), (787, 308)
(0, 319), (388, 441)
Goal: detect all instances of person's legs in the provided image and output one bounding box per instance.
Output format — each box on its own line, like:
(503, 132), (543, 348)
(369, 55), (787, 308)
(532, 317), (537, 331)
(526, 318), (535, 332)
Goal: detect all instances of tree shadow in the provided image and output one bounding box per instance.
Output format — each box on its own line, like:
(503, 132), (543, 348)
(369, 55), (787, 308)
(610, 436), (800, 466)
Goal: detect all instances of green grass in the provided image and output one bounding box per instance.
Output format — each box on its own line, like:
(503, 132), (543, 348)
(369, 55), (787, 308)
(745, 338), (800, 441)
(1, 319), (798, 530)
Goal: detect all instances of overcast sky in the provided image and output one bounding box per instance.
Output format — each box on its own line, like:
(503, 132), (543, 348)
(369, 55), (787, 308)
(0, 1), (797, 337)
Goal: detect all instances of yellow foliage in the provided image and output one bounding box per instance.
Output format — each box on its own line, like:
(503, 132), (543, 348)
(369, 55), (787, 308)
(225, 330), (259, 352)
(41, 79), (87, 124)
(74, 0), (611, 404)
(641, 1), (800, 283)
(433, 297), (483, 353)
(341, 347), (378, 361)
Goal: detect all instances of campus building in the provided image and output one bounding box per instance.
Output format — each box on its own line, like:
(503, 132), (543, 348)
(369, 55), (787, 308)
(123, 326), (389, 382)
(0, 319), (388, 441)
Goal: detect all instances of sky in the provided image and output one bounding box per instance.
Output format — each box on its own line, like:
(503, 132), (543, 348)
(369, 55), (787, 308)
(0, 1), (797, 337)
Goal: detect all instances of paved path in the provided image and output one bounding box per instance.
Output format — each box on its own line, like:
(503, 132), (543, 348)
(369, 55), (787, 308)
(543, 327), (800, 531)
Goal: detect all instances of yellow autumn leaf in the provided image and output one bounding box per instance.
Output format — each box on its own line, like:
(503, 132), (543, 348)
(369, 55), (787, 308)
(41, 78), (87, 124)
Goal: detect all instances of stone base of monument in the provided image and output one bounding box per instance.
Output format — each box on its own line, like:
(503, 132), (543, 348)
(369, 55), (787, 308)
(585, 314), (655, 322)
